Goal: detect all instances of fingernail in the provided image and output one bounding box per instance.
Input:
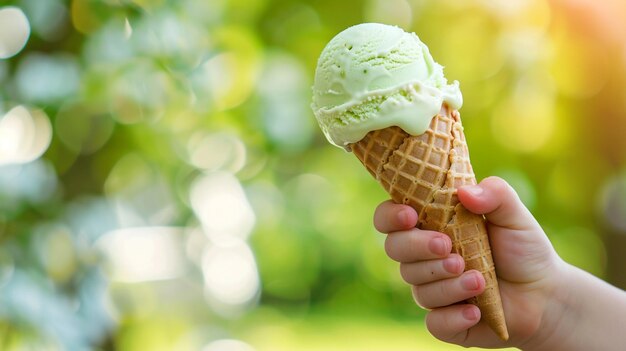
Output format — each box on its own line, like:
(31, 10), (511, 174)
(429, 237), (449, 256)
(464, 185), (483, 197)
(443, 256), (461, 274)
(463, 305), (479, 320)
(461, 272), (480, 291)
(397, 209), (410, 226)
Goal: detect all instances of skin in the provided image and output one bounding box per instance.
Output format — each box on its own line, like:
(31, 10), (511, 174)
(373, 176), (626, 350)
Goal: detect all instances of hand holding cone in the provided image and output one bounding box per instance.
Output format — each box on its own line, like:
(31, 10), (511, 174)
(350, 104), (509, 340)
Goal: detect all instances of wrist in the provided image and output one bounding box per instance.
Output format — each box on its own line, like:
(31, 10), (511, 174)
(520, 259), (579, 351)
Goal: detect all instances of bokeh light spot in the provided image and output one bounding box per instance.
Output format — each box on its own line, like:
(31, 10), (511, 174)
(15, 52), (80, 104)
(202, 241), (260, 309)
(55, 102), (114, 155)
(191, 27), (260, 111)
(65, 196), (119, 245)
(0, 106), (52, 166)
(184, 226), (208, 266)
(258, 53), (314, 151)
(0, 160), (58, 208)
(491, 77), (555, 152)
(363, 0), (412, 30)
(83, 18), (134, 65)
(19, 0), (68, 42)
(550, 23), (609, 98)
(0, 7), (31, 59)
(97, 227), (187, 283)
(33, 224), (77, 284)
(499, 29), (550, 71)
(105, 153), (179, 227)
(132, 10), (208, 69)
(190, 171), (256, 245)
(196, 53), (240, 110)
(187, 132), (246, 173)
(114, 62), (170, 111)
(436, 12), (505, 82)
(71, 0), (103, 34)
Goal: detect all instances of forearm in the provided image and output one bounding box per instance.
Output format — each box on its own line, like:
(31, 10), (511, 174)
(524, 263), (626, 351)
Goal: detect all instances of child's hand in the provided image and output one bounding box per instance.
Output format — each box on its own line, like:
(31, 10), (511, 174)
(374, 176), (565, 348)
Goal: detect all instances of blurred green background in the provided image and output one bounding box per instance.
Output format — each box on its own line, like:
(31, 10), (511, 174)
(1, 0), (625, 350)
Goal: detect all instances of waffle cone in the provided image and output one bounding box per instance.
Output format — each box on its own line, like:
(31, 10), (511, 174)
(350, 104), (508, 340)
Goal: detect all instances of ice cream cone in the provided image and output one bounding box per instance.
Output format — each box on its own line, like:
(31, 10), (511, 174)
(350, 103), (509, 341)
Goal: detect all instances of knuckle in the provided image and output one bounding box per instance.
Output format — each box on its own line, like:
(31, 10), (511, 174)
(384, 232), (411, 261)
(373, 201), (393, 232)
(399, 262), (426, 284)
(440, 311), (454, 335)
(424, 312), (440, 337)
(373, 213), (386, 233)
(373, 220), (385, 233)
(407, 231), (423, 256)
(383, 235), (397, 260)
(426, 309), (470, 345)
(411, 286), (430, 309)
(438, 278), (450, 300)
(399, 263), (412, 283)
(375, 200), (393, 213)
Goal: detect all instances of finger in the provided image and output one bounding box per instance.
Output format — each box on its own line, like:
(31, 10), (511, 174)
(425, 304), (481, 344)
(457, 176), (539, 231)
(373, 200), (418, 233)
(411, 270), (485, 309)
(399, 254), (465, 285)
(385, 229), (451, 263)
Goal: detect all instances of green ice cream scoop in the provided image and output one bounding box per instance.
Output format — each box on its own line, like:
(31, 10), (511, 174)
(311, 23), (463, 148)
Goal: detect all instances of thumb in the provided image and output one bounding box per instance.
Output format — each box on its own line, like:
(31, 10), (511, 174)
(458, 177), (557, 283)
(457, 176), (540, 232)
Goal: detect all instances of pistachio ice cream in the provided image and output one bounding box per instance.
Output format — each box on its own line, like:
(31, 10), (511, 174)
(311, 23), (463, 148)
